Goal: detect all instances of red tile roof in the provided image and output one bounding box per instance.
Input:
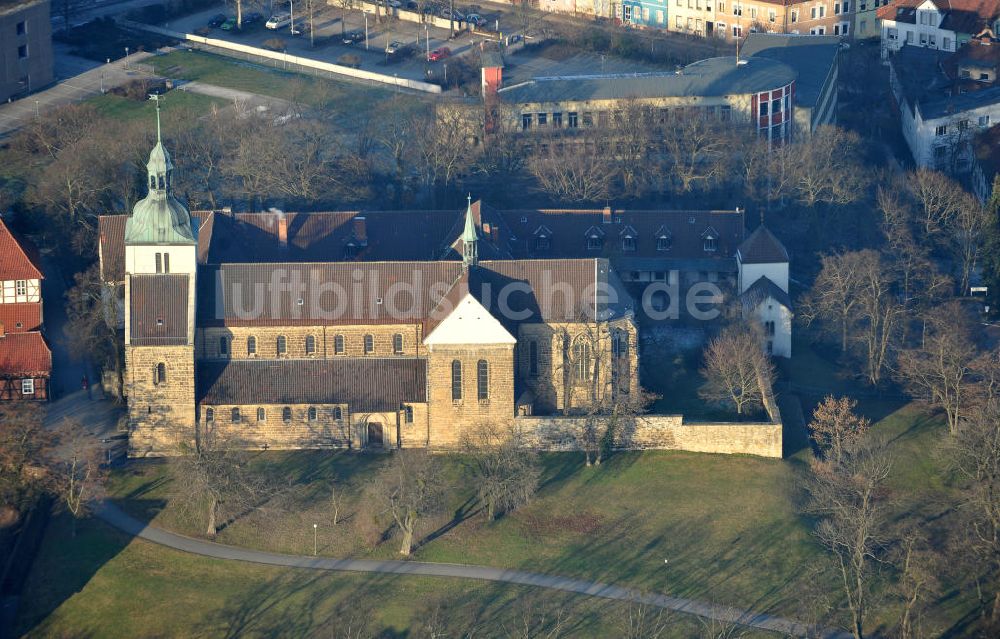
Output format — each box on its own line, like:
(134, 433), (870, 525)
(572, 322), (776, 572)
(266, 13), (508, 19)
(130, 274), (190, 346)
(0, 218), (44, 281)
(878, 0), (1000, 32)
(0, 303), (42, 333)
(0, 331), (52, 377)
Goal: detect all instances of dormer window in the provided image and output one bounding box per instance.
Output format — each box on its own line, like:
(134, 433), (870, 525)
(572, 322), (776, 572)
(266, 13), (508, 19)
(657, 235), (672, 251)
(587, 235), (603, 250)
(622, 237), (636, 252)
(534, 225), (552, 251)
(704, 236), (717, 252)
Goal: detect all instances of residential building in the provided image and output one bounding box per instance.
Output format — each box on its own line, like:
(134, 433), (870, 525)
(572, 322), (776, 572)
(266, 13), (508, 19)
(0, 217), (51, 401)
(740, 33), (840, 133)
(888, 37), (1000, 171)
(100, 117), (792, 456)
(622, 0), (670, 27)
(878, 0), (1000, 57)
(667, 0), (856, 41)
(854, 0), (891, 39)
(498, 56), (798, 142)
(0, 0), (53, 102)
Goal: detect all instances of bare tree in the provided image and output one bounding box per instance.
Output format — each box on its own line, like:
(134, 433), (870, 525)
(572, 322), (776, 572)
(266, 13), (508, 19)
(806, 436), (893, 639)
(0, 404), (54, 512)
(660, 114), (731, 193)
(947, 194), (991, 296)
(64, 264), (124, 400)
(898, 302), (982, 435)
(892, 529), (941, 639)
(461, 424), (540, 520)
(330, 478), (342, 527)
(619, 597), (672, 639)
(371, 449), (447, 556)
(809, 396), (871, 464)
(787, 125), (869, 207)
(529, 144), (614, 203)
(951, 399), (1000, 625)
(853, 251), (905, 386)
(907, 169), (965, 238)
(800, 250), (868, 353)
(699, 325), (774, 416)
(171, 432), (272, 537)
(51, 418), (106, 537)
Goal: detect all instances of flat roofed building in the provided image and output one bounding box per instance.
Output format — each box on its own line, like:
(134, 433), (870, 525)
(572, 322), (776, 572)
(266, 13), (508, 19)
(0, 0), (53, 102)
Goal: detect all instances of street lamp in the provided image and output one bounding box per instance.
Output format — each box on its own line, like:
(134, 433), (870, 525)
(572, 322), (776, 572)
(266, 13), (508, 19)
(424, 24), (430, 62)
(34, 100), (39, 119)
(100, 72), (105, 94)
(364, 12), (369, 51)
(124, 47), (130, 69)
(313, 523), (318, 556)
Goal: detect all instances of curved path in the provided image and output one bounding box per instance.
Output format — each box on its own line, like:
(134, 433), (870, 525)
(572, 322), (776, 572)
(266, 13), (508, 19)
(96, 502), (848, 639)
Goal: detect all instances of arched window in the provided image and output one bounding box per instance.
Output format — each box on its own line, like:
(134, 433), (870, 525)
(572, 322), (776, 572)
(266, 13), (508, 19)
(231, 407), (241, 423)
(154, 362), (166, 385)
(205, 407), (214, 423)
(305, 335), (316, 355)
(308, 406), (317, 421)
(150, 175), (156, 190)
(451, 360), (462, 401)
(277, 335), (287, 356)
(393, 333), (403, 354)
(219, 336), (228, 356)
(364, 334), (374, 354)
(247, 336), (257, 356)
(282, 407), (292, 423)
(334, 335), (345, 354)
(572, 338), (591, 382)
(334, 406), (343, 421)
(477, 360), (489, 400)
(257, 408), (266, 422)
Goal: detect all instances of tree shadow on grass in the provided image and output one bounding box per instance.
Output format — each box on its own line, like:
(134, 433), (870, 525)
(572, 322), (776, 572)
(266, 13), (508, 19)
(14, 513), (131, 637)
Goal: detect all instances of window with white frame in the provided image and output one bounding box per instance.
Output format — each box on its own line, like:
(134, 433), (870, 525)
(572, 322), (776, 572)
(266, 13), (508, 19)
(935, 124), (948, 136)
(769, 9), (776, 21)
(15, 280), (26, 296)
(21, 379), (34, 395)
(979, 115), (991, 127)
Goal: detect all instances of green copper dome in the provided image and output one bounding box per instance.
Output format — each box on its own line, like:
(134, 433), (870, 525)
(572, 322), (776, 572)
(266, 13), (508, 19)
(125, 98), (195, 246)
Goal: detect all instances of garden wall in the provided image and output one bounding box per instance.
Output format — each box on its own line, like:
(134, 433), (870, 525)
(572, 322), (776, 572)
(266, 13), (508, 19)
(118, 20), (443, 93)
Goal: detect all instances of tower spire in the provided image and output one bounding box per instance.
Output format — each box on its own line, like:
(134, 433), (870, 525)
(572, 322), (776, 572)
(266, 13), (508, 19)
(151, 93), (162, 144)
(462, 194), (478, 268)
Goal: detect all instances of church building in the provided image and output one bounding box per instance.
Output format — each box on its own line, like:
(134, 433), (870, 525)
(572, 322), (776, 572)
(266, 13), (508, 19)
(99, 115), (791, 456)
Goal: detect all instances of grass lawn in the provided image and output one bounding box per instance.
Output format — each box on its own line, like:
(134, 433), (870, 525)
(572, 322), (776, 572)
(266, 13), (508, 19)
(85, 90), (225, 122)
(17, 403), (981, 636)
(146, 50), (430, 123)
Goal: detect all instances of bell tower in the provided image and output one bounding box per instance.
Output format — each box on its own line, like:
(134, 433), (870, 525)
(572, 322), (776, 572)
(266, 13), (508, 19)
(124, 96), (199, 456)
(461, 195), (478, 268)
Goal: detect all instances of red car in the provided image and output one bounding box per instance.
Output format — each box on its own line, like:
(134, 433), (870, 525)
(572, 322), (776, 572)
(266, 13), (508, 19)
(428, 47), (451, 62)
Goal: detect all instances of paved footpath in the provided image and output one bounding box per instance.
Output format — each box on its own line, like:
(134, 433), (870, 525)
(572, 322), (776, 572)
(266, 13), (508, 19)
(96, 501), (849, 638)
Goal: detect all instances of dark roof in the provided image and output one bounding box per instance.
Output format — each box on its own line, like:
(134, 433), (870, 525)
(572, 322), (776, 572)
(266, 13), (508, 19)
(130, 274), (189, 346)
(890, 45), (1000, 120)
(99, 215), (127, 282)
(741, 33), (840, 110)
(497, 57), (797, 105)
(196, 358), (426, 410)
(497, 208), (745, 263)
(0, 218), (44, 281)
(0, 331), (51, 377)
(740, 276), (792, 312)
(737, 226), (789, 264)
(196, 258), (626, 328)
(974, 123), (1000, 176)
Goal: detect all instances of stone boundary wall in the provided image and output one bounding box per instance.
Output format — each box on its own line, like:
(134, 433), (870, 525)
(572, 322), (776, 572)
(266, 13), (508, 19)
(119, 20), (443, 94)
(515, 414), (783, 458)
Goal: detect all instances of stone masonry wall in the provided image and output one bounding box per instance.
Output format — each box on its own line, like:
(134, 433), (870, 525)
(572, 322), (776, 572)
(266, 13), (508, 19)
(516, 415), (782, 458)
(426, 344), (515, 447)
(197, 324), (426, 360)
(126, 345), (197, 456)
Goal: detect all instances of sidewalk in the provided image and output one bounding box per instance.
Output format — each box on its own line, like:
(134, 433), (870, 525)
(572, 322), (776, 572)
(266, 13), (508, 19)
(0, 52), (156, 138)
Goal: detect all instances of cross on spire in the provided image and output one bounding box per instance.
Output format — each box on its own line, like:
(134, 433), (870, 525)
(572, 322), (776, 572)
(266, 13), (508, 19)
(149, 93), (162, 144)
(462, 194), (478, 268)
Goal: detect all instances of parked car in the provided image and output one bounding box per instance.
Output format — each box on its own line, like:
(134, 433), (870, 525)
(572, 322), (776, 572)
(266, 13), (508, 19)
(386, 0), (402, 7)
(405, 0), (418, 8)
(266, 13), (292, 29)
(220, 17), (238, 30)
(440, 9), (464, 20)
(465, 13), (483, 25)
(207, 13), (227, 28)
(385, 40), (406, 54)
(243, 11), (264, 25)
(342, 29), (365, 44)
(428, 46), (451, 61)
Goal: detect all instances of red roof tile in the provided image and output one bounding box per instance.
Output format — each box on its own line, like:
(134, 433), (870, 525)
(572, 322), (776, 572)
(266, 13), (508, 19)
(0, 331), (52, 377)
(0, 218), (44, 281)
(0, 303), (42, 333)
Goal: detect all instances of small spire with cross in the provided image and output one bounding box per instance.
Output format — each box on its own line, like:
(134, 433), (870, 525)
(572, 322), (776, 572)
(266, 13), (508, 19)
(149, 93), (163, 144)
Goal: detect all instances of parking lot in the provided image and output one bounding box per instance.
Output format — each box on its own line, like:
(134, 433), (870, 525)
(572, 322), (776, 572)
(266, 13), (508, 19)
(160, 3), (516, 86)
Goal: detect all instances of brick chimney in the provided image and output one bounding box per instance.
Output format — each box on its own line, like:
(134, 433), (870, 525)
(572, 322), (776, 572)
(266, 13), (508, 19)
(602, 206), (612, 224)
(353, 216), (368, 247)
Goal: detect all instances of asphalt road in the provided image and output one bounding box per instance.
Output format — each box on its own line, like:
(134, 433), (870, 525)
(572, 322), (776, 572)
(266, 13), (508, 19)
(96, 501), (850, 638)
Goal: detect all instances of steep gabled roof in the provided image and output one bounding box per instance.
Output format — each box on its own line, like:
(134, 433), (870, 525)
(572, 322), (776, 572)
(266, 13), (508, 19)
(0, 218), (44, 281)
(740, 276), (793, 313)
(0, 331), (52, 377)
(196, 358), (426, 410)
(737, 226), (789, 264)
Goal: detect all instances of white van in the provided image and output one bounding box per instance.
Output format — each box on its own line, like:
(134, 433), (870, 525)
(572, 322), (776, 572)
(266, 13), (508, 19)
(265, 13), (291, 29)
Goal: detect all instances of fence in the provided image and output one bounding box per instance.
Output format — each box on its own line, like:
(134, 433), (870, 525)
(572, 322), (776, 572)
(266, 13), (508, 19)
(118, 20), (442, 94)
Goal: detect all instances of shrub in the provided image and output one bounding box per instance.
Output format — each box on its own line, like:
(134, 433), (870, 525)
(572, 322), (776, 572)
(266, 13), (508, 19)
(263, 38), (287, 52)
